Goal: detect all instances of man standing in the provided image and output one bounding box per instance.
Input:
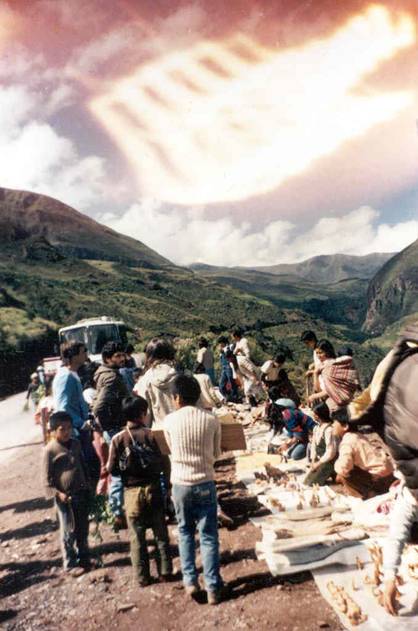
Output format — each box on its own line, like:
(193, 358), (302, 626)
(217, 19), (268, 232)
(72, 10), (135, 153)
(93, 341), (129, 528)
(164, 374), (224, 605)
(231, 328), (251, 359)
(53, 341), (99, 489)
(53, 341), (89, 435)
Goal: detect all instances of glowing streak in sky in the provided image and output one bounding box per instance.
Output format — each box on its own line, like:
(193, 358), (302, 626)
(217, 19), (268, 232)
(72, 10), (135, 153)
(90, 5), (416, 205)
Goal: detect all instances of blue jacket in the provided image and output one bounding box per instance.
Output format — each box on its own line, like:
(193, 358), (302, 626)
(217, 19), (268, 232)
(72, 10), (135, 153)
(53, 366), (89, 432)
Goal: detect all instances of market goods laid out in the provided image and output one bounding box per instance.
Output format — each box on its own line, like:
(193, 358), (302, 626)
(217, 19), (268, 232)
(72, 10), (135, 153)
(232, 415), (418, 629)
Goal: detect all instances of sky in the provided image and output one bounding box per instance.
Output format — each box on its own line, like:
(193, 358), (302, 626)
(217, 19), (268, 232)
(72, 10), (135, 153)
(1, 0), (417, 266)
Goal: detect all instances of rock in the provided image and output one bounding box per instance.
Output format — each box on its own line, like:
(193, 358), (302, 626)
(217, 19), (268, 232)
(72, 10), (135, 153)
(89, 569), (112, 584)
(117, 603), (136, 613)
(1, 541), (10, 548)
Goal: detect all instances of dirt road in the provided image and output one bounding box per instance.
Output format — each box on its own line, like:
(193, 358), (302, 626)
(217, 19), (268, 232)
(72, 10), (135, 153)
(0, 393), (42, 466)
(0, 404), (343, 631)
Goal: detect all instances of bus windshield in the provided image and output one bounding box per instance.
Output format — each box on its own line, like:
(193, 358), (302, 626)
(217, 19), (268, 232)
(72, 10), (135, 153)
(88, 324), (120, 355)
(59, 326), (88, 346)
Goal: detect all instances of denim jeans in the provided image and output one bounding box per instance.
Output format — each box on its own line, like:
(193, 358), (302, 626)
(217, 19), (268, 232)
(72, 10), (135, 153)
(104, 430), (124, 517)
(172, 481), (222, 592)
(55, 490), (90, 570)
(287, 442), (307, 460)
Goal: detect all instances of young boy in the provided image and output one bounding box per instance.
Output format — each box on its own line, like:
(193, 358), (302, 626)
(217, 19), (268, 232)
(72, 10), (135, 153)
(107, 396), (172, 587)
(304, 402), (338, 486)
(43, 411), (91, 572)
(164, 374), (224, 605)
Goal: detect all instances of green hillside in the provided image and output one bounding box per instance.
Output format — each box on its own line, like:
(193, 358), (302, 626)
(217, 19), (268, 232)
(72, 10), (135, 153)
(0, 187), (389, 397)
(364, 238), (418, 334)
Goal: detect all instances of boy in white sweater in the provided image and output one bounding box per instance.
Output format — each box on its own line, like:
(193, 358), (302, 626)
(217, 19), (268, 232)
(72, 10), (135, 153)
(164, 374), (224, 605)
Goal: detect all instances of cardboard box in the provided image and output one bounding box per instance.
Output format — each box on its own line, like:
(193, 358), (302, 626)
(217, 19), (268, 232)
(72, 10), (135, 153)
(152, 422), (246, 455)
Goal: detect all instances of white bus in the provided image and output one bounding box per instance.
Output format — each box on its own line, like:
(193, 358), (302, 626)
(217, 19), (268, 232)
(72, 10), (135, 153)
(58, 316), (129, 364)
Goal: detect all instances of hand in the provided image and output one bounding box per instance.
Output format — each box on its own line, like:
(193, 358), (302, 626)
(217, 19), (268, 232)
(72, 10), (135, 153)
(311, 462), (319, 471)
(383, 578), (399, 616)
(56, 491), (68, 503)
(305, 369), (314, 377)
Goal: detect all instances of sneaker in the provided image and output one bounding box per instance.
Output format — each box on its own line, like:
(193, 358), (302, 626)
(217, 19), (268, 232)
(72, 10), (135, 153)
(133, 577), (151, 588)
(184, 583), (199, 596)
(207, 590), (221, 605)
(159, 573), (174, 583)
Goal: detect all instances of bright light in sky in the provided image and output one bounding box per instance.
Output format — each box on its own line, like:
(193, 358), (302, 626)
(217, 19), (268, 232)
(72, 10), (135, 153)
(89, 5), (415, 206)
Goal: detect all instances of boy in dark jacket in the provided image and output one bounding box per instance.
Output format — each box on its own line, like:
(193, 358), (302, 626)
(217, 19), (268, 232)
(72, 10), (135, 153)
(107, 396), (172, 586)
(43, 411), (91, 572)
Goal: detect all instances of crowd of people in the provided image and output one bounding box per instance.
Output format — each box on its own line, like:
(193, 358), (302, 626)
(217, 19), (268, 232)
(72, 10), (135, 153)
(30, 323), (418, 614)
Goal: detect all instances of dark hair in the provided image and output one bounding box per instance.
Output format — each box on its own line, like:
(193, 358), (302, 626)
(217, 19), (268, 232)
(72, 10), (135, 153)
(172, 374), (201, 406)
(337, 346), (353, 357)
(274, 353), (286, 365)
(145, 337), (175, 364)
(125, 344), (135, 354)
(101, 341), (123, 362)
(122, 396), (148, 421)
(198, 337), (208, 349)
(232, 327), (243, 339)
(300, 330), (317, 343)
(312, 402), (330, 422)
(49, 411), (72, 431)
(194, 362), (206, 374)
(268, 386), (281, 401)
(316, 339), (336, 359)
(217, 336), (229, 345)
(331, 407), (350, 425)
(60, 341), (86, 364)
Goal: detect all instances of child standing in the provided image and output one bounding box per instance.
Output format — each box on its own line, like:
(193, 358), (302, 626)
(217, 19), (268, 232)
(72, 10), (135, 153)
(107, 396), (172, 587)
(304, 403), (338, 486)
(43, 412), (91, 572)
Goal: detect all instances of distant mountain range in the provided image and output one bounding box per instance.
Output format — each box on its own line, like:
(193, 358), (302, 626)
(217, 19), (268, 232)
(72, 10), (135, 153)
(0, 185), (416, 396)
(191, 252), (394, 284)
(364, 238), (418, 334)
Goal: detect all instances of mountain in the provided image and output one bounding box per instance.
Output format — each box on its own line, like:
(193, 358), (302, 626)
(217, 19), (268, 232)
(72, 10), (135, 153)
(364, 238), (418, 335)
(190, 265), (371, 331)
(0, 187), (171, 268)
(0, 186), (386, 397)
(249, 253), (393, 283)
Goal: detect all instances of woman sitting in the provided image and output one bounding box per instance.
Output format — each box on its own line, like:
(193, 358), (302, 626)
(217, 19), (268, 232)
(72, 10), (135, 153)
(279, 404), (316, 460)
(308, 340), (360, 412)
(332, 409), (395, 499)
(304, 402), (338, 486)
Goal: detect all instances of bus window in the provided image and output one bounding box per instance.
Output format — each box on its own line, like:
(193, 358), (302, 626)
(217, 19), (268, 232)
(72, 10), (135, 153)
(118, 325), (128, 347)
(88, 324), (120, 355)
(59, 327), (88, 346)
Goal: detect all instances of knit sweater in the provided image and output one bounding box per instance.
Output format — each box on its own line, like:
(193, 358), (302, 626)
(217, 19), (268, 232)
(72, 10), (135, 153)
(164, 406), (221, 486)
(43, 438), (89, 499)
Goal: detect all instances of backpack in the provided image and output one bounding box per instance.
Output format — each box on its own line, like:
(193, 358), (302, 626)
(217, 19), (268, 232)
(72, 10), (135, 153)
(119, 427), (160, 472)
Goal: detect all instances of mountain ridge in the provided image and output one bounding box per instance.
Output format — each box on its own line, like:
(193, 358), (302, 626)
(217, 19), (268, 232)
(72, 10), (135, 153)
(0, 187), (172, 269)
(190, 252), (394, 284)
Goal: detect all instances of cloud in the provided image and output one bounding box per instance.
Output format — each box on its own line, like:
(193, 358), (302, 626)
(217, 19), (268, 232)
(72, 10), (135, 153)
(0, 84), (106, 210)
(101, 203), (418, 266)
